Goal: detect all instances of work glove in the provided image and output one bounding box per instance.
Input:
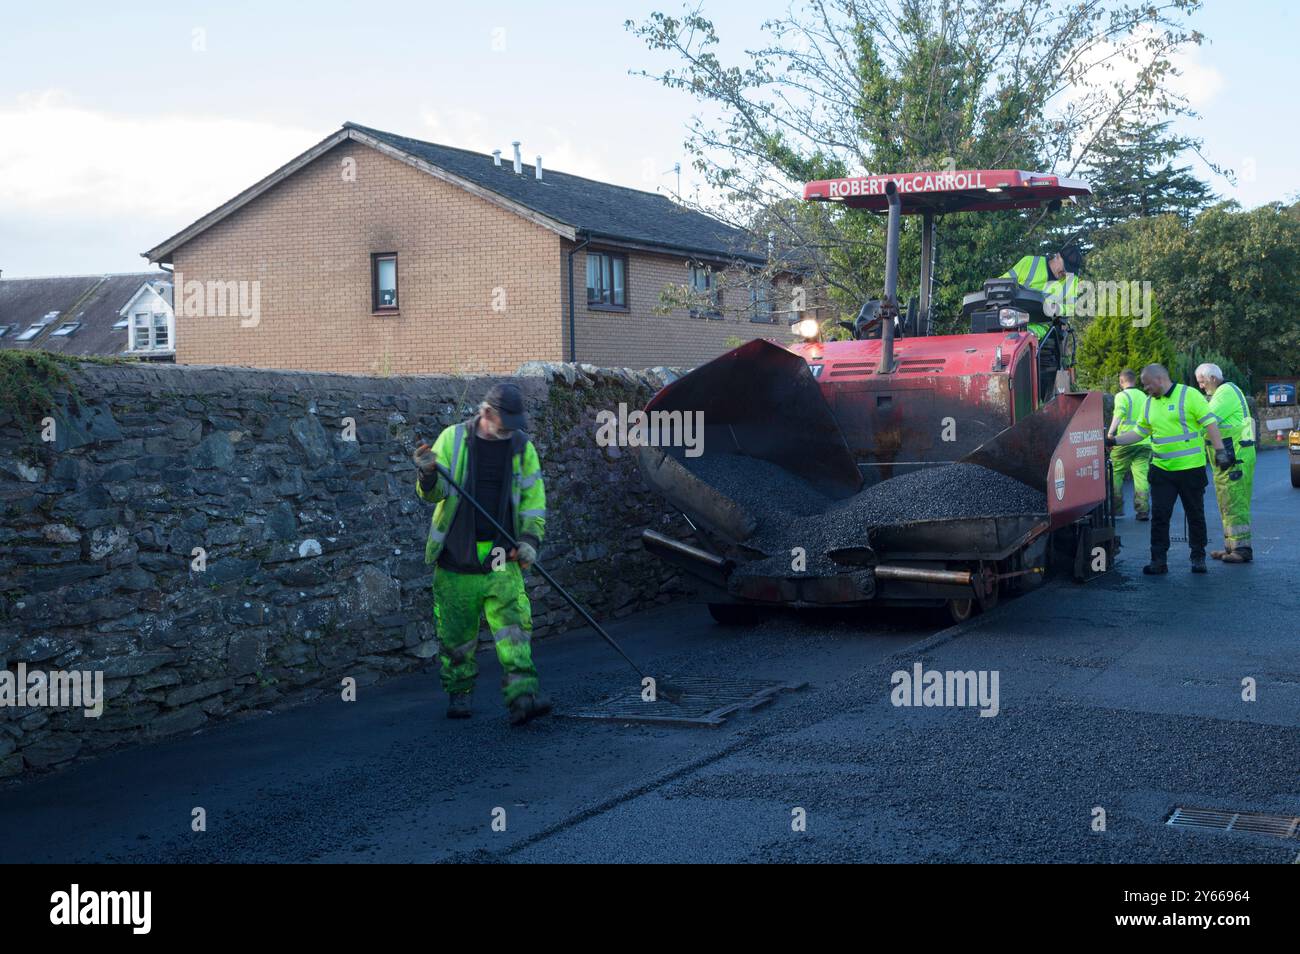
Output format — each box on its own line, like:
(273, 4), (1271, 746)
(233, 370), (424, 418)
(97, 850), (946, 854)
(1104, 434), (1117, 448)
(1214, 446), (1235, 471)
(412, 443), (439, 476)
(511, 541), (537, 569)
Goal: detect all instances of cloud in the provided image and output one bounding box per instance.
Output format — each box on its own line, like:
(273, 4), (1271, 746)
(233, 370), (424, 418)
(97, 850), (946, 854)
(0, 92), (324, 222)
(1167, 41), (1224, 107)
(1063, 24), (1225, 112)
(419, 106), (495, 155)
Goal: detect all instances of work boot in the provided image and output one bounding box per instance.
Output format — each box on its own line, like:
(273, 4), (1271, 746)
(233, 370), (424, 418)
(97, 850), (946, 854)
(507, 694), (552, 727)
(1136, 511), (1150, 522)
(1190, 557), (1208, 574)
(446, 693), (472, 719)
(1210, 549), (1227, 560)
(1222, 547), (1253, 564)
(1142, 562), (1168, 575)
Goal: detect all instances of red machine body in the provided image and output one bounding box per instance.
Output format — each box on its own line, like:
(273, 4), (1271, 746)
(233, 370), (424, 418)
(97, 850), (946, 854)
(786, 331), (1106, 531)
(790, 331), (1040, 471)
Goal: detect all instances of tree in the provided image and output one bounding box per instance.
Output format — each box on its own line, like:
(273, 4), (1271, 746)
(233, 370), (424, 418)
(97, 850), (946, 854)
(1169, 347), (1246, 390)
(1075, 301), (1173, 391)
(1077, 117), (1215, 239)
(629, 0), (1209, 331)
(1083, 204), (1300, 391)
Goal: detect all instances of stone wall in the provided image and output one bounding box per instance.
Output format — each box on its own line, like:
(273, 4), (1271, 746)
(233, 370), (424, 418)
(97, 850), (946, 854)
(0, 360), (688, 780)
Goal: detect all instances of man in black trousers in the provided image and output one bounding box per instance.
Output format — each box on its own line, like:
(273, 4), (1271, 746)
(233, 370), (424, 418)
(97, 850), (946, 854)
(1108, 364), (1232, 574)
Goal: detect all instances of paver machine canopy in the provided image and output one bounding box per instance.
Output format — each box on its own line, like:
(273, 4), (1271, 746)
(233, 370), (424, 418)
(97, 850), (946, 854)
(801, 168), (1092, 348)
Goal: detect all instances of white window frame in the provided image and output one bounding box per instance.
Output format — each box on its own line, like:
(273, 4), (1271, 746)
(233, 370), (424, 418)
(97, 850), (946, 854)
(131, 311), (152, 351)
(151, 312), (170, 349)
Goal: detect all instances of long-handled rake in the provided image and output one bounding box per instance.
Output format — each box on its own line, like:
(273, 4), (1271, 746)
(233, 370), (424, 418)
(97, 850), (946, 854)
(427, 459), (686, 704)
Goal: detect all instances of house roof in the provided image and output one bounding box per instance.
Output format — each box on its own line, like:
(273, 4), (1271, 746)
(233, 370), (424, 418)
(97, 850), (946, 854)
(144, 123), (765, 266)
(0, 272), (171, 357)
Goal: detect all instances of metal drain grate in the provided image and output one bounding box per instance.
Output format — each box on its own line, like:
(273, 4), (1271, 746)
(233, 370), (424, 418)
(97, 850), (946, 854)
(1166, 806), (1300, 838)
(559, 677), (807, 727)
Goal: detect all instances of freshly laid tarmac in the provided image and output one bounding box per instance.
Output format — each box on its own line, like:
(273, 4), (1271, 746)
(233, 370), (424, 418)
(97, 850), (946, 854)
(0, 452), (1295, 863)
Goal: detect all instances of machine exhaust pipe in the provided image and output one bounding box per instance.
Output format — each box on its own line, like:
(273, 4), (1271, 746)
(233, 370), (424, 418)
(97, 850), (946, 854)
(879, 180), (901, 374)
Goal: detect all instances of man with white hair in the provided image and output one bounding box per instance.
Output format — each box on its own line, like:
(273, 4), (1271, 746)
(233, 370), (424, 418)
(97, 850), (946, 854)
(1110, 364), (1232, 574)
(1195, 363), (1256, 564)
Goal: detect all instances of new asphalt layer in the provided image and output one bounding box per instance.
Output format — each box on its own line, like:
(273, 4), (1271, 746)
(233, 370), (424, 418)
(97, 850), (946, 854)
(1, 452), (1296, 863)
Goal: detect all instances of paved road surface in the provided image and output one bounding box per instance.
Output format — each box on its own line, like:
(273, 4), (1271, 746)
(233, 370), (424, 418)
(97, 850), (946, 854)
(2, 451), (1295, 863)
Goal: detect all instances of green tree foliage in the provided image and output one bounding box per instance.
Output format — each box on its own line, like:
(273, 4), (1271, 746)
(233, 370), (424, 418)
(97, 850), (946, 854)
(629, 0), (1208, 330)
(1075, 303), (1173, 391)
(1077, 118), (1216, 239)
(1081, 204), (1300, 391)
(1169, 348), (1247, 390)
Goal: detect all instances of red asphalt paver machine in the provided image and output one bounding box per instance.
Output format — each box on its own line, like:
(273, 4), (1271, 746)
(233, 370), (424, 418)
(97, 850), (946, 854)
(638, 170), (1117, 624)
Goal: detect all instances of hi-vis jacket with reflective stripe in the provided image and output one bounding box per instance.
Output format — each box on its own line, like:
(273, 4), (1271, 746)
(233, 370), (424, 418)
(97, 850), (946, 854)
(1112, 387), (1150, 446)
(1004, 256), (1052, 291)
(415, 418), (546, 565)
(1136, 383), (1218, 471)
(1207, 382), (1255, 446)
(1044, 273), (1079, 317)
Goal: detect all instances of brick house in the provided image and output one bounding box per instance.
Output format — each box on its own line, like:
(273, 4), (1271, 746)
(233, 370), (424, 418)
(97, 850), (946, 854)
(144, 122), (821, 375)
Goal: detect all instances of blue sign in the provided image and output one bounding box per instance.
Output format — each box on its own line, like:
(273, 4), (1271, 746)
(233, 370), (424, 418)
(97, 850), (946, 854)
(1267, 382), (1296, 405)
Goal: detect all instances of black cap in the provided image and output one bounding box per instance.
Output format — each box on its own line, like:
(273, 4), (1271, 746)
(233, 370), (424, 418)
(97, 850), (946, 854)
(484, 382), (527, 431)
(1059, 244), (1084, 273)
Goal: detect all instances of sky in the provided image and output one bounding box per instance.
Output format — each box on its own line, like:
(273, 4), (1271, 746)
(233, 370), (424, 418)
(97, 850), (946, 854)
(0, 0), (1295, 277)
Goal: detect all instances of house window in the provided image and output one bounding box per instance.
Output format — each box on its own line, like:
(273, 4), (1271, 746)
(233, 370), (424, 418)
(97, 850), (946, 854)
(152, 313), (170, 349)
(689, 265), (722, 318)
(15, 311), (58, 341)
(372, 253), (399, 311)
(586, 252), (627, 309)
(16, 322), (48, 341)
(50, 322), (81, 337)
(750, 282), (774, 323)
(0, 325), (12, 337)
(133, 312), (152, 350)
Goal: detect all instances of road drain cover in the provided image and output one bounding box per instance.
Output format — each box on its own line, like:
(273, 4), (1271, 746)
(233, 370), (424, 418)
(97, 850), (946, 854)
(560, 677), (807, 727)
(1166, 806), (1300, 838)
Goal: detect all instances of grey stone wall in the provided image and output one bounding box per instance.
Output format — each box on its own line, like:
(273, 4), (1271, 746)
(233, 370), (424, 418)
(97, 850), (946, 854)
(0, 361), (688, 780)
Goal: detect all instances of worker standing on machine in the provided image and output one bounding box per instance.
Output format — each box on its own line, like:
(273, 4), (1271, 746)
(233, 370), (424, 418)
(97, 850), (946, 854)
(1107, 368), (1151, 520)
(1195, 363), (1256, 564)
(412, 383), (551, 726)
(1110, 364), (1232, 575)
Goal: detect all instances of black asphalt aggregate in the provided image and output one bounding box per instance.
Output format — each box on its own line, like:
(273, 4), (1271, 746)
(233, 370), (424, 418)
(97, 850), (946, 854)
(685, 454), (1046, 574)
(0, 452), (1295, 863)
